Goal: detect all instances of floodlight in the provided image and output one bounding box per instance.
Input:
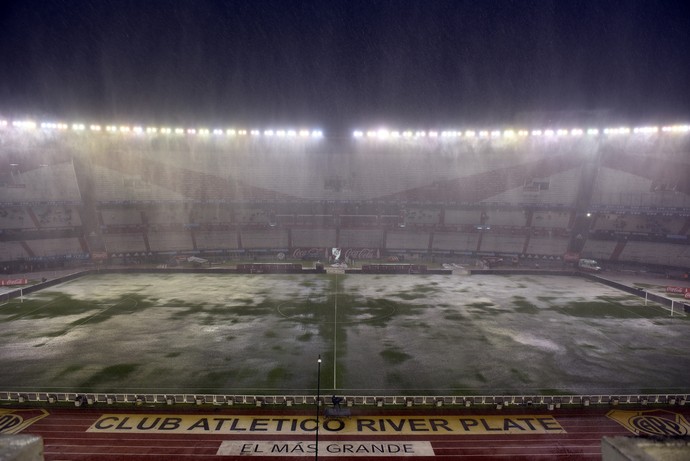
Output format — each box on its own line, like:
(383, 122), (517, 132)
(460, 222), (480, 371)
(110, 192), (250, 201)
(106, 125), (117, 132)
(13, 120), (36, 129)
(276, 130), (286, 137)
(226, 129), (236, 136)
(250, 129), (260, 136)
(213, 129), (223, 135)
(428, 131), (438, 137)
(587, 128), (599, 135)
(187, 128), (197, 135)
(311, 130), (323, 138)
(146, 127), (157, 134)
(90, 125), (102, 131)
(544, 129), (555, 136)
(160, 127), (171, 134)
(352, 130), (363, 138)
(119, 126), (130, 133)
(570, 128), (583, 136)
(532, 130), (542, 136)
(287, 130), (296, 137)
(491, 130), (501, 138)
(299, 129), (310, 137)
(479, 130), (489, 138)
(402, 130), (412, 138)
(556, 129), (568, 136)
(465, 130), (475, 138)
(0, 120), (7, 127)
(518, 130), (529, 136)
(503, 129), (515, 137)
(377, 129), (389, 139)
(132, 126), (143, 133)
(72, 124), (85, 131)
(198, 128), (209, 135)
(264, 129), (274, 136)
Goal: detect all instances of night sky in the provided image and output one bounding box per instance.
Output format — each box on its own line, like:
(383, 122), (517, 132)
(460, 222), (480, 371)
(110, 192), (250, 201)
(1, 0), (689, 132)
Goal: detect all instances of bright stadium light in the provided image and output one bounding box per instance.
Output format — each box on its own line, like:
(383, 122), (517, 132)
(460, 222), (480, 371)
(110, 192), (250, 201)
(132, 126), (143, 134)
(377, 129), (389, 139)
(119, 126), (130, 133)
(556, 129), (568, 136)
(416, 131), (426, 137)
(402, 130), (412, 138)
(287, 129), (296, 137)
(544, 129), (555, 136)
(532, 130), (542, 136)
(311, 130), (323, 138)
(428, 131), (438, 137)
(479, 130), (489, 138)
(160, 127), (171, 134)
(213, 129), (223, 135)
(250, 129), (260, 136)
(146, 127), (158, 134)
(587, 128), (599, 136)
(90, 124), (102, 131)
(238, 129), (248, 135)
(187, 128), (197, 135)
(264, 129), (274, 136)
(198, 128), (210, 135)
(174, 128), (184, 134)
(106, 125), (117, 132)
(465, 130), (475, 138)
(503, 129), (515, 137)
(226, 129), (236, 136)
(13, 120), (36, 129)
(570, 128), (583, 136)
(491, 130), (501, 138)
(518, 130), (529, 136)
(0, 120), (7, 127)
(352, 130), (364, 138)
(299, 129), (310, 137)
(276, 130), (286, 137)
(72, 123), (85, 131)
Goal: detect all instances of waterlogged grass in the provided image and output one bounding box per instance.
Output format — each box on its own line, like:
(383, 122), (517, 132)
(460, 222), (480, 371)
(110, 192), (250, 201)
(559, 301), (667, 318)
(380, 348), (412, 365)
(80, 364), (139, 388)
(513, 298), (540, 314)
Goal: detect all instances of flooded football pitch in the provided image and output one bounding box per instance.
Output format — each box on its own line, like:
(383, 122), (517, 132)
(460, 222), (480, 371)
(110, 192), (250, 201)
(0, 273), (687, 395)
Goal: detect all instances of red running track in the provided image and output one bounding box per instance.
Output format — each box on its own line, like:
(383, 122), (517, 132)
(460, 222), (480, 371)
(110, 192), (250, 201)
(8, 406), (689, 460)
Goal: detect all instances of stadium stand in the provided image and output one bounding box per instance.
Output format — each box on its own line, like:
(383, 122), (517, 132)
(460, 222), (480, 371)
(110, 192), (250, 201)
(291, 228), (337, 248)
(580, 238), (618, 261)
(443, 209), (483, 226)
(240, 229), (289, 249)
(193, 230), (239, 251)
(0, 207), (30, 229)
(532, 210), (571, 229)
(338, 229), (384, 248)
(100, 208), (144, 227)
(0, 241), (30, 262)
(24, 237), (84, 257)
(0, 123), (688, 272)
(385, 230), (431, 251)
(146, 230), (194, 252)
(0, 162), (81, 204)
(431, 232), (480, 253)
(32, 205), (81, 228)
(103, 232), (147, 254)
(479, 233), (526, 254)
(526, 236), (570, 256)
(483, 209), (527, 227)
(618, 241), (690, 267)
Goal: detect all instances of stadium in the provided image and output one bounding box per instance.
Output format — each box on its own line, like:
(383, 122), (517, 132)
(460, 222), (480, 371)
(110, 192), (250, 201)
(1, 119), (690, 459)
